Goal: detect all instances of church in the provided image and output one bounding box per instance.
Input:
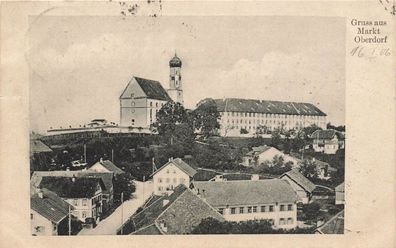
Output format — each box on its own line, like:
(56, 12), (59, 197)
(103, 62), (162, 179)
(119, 54), (183, 128)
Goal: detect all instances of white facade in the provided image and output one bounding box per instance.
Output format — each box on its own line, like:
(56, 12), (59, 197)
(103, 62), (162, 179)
(64, 186), (103, 222)
(242, 147), (300, 167)
(31, 210), (61, 236)
(153, 162), (191, 196)
(219, 111), (326, 137)
(313, 136), (344, 154)
(167, 65), (183, 105)
(217, 203), (297, 229)
(280, 176), (311, 204)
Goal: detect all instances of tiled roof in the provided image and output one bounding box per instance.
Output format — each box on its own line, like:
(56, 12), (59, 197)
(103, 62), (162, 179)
(245, 145), (273, 156)
(31, 189), (70, 223)
(120, 76), (171, 101)
(30, 140), (53, 154)
(335, 182), (344, 192)
(311, 129), (345, 140)
(192, 179), (299, 207)
(152, 158), (197, 177)
(211, 98), (326, 116)
(39, 177), (104, 198)
(91, 160), (125, 175)
(31, 171), (114, 196)
(316, 210), (344, 234)
(281, 169), (316, 193)
(131, 185), (224, 235)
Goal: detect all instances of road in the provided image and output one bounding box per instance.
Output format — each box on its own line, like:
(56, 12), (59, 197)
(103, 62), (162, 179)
(78, 180), (153, 235)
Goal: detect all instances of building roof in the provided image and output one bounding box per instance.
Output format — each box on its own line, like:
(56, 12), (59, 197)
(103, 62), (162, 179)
(131, 185), (224, 235)
(31, 171), (114, 196)
(152, 158), (197, 178)
(39, 176), (105, 199)
(311, 129), (345, 140)
(30, 140), (53, 155)
(211, 98), (326, 116)
(90, 160), (125, 175)
(280, 169), (316, 193)
(245, 145), (273, 156)
(316, 210), (344, 234)
(335, 182), (345, 192)
(31, 189), (70, 223)
(120, 76), (171, 101)
(191, 179), (299, 207)
(169, 54), (182, 68)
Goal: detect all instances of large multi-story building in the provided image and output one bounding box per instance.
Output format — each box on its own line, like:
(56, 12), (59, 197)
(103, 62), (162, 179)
(119, 54), (184, 128)
(202, 98), (327, 137)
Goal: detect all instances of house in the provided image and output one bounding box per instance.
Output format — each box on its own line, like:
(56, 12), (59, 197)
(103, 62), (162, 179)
(31, 189), (71, 236)
(335, 182), (345, 205)
(119, 54), (184, 128)
(312, 158), (337, 180)
(89, 158), (125, 175)
(200, 98), (326, 137)
(38, 176), (105, 223)
(311, 129), (345, 154)
(280, 169), (316, 204)
(128, 185), (224, 234)
(152, 158), (197, 196)
(31, 170), (115, 211)
(191, 179), (299, 229)
(315, 210), (344, 234)
(30, 139), (52, 156)
(242, 145), (300, 167)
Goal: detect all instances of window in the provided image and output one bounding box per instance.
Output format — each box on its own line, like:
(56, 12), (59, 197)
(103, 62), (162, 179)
(231, 208), (236, 214)
(218, 208), (224, 215)
(247, 206), (252, 213)
(150, 102), (153, 107)
(158, 178), (162, 183)
(288, 204), (293, 211)
(269, 205), (274, 212)
(82, 199), (88, 206)
(31, 213), (33, 220)
(261, 206), (266, 212)
(131, 101), (135, 107)
(252, 206), (257, 213)
(82, 211), (87, 219)
(156, 102), (158, 107)
(239, 207), (244, 214)
(280, 205), (285, 211)
(279, 218), (285, 225)
(131, 119), (135, 125)
(158, 186), (163, 191)
(287, 218), (293, 224)
(72, 199), (78, 206)
(53, 224), (57, 231)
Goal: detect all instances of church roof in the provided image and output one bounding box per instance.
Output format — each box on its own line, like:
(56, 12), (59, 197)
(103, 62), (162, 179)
(169, 54), (182, 68)
(120, 76), (171, 101)
(210, 98), (326, 116)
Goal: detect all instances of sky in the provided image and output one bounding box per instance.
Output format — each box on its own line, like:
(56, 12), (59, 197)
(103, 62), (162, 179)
(29, 16), (345, 132)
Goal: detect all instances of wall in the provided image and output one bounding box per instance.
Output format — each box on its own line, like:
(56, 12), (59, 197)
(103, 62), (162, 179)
(64, 187), (102, 222)
(281, 176), (310, 204)
(153, 162), (190, 195)
(31, 210), (56, 236)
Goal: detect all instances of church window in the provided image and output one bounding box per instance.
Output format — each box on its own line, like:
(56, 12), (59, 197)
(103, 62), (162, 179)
(131, 119), (135, 125)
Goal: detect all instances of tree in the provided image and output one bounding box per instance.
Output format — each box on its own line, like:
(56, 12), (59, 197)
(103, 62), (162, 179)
(113, 173), (136, 203)
(327, 123), (345, 132)
(193, 98), (220, 139)
(302, 202), (321, 220)
(298, 159), (318, 179)
(271, 128), (282, 149)
(152, 101), (193, 145)
(302, 124), (322, 138)
(240, 128), (248, 134)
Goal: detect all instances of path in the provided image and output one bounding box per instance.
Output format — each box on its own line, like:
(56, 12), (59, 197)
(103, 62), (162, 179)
(78, 180), (153, 235)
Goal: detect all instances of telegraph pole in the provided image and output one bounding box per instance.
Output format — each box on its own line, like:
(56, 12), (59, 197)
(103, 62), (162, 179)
(120, 192), (124, 235)
(84, 144), (87, 163)
(111, 149), (114, 162)
(68, 205), (71, 236)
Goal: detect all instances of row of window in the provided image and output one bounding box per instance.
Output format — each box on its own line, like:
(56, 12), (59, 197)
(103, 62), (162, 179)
(226, 119), (321, 126)
(222, 112), (325, 119)
(218, 204), (293, 215)
(157, 178), (185, 184)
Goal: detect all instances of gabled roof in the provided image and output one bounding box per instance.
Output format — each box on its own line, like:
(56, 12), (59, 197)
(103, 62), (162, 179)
(120, 76), (171, 101)
(280, 169), (316, 193)
(311, 129), (344, 140)
(39, 176), (105, 198)
(31, 189), (70, 223)
(90, 160), (125, 175)
(152, 158), (197, 178)
(335, 182), (345, 192)
(245, 145), (273, 156)
(192, 179), (299, 207)
(316, 210), (344, 234)
(30, 140), (53, 155)
(131, 185), (224, 235)
(210, 98), (326, 116)
(31, 171), (114, 196)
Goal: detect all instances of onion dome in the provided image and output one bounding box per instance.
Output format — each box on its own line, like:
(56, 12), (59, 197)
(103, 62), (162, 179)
(169, 54), (182, 67)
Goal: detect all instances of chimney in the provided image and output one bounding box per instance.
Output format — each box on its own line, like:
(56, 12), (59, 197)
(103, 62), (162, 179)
(37, 189), (44, 199)
(163, 199), (170, 206)
(251, 174), (259, 181)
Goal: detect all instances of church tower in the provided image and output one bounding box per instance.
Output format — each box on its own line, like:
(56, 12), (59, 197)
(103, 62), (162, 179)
(167, 53), (183, 105)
